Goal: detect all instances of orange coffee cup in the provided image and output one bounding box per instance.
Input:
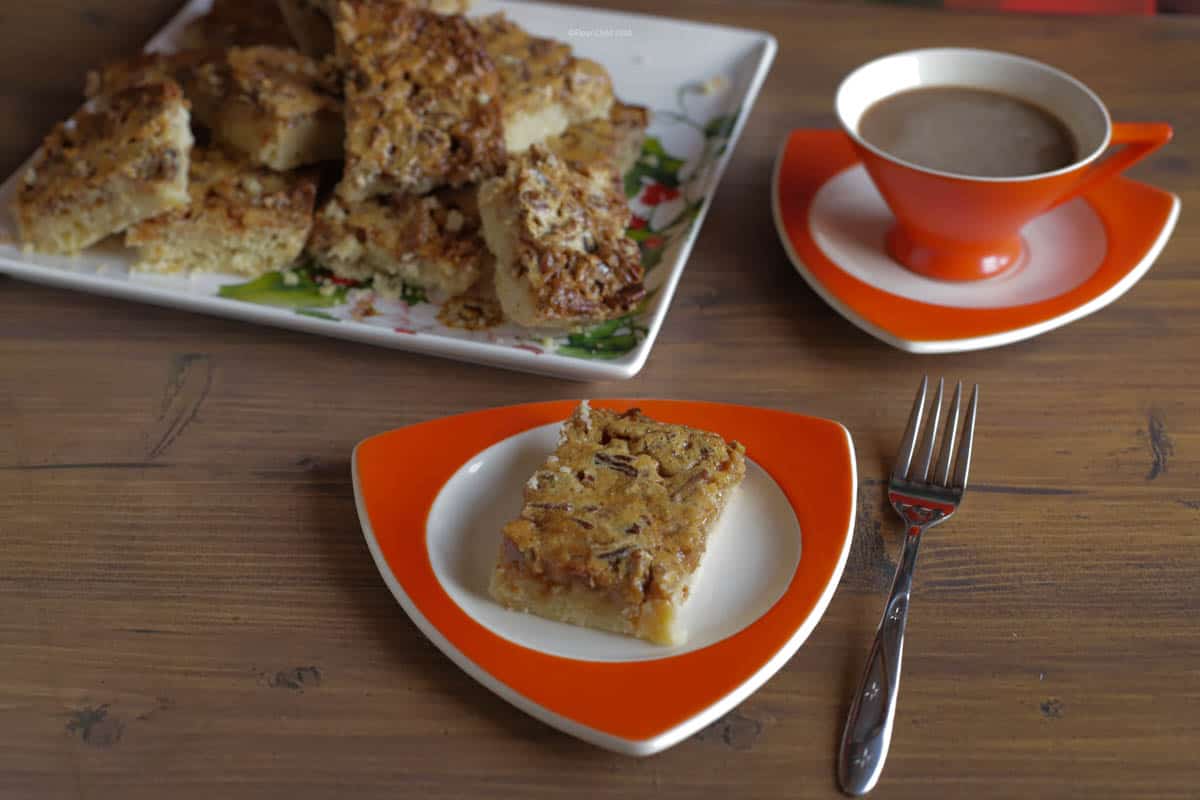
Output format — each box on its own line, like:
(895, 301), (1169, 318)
(835, 49), (1172, 282)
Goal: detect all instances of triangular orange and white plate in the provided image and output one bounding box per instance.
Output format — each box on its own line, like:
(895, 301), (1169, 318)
(351, 400), (856, 755)
(772, 130), (1181, 353)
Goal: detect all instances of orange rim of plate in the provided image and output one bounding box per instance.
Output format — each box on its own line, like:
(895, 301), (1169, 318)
(774, 129), (1177, 343)
(353, 399), (856, 743)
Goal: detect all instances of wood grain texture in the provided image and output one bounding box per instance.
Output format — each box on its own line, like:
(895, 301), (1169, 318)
(1, 1), (1199, 798)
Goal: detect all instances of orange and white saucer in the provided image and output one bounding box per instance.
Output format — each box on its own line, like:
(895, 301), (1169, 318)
(352, 400), (856, 756)
(772, 130), (1181, 353)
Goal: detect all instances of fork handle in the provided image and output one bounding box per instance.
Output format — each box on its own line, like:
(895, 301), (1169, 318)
(837, 529), (923, 796)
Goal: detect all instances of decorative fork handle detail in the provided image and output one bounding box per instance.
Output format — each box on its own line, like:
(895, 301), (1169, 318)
(837, 525), (924, 797)
(838, 377), (976, 796)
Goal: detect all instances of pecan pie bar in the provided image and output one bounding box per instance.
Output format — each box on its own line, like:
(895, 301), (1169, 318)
(14, 82), (193, 255)
(489, 403), (747, 645)
(307, 187), (486, 295)
(477, 146), (643, 329)
(278, 0), (471, 56)
(545, 101), (649, 181)
(334, 3), (505, 200)
(125, 147), (317, 276)
(85, 50), (213, 99)
(85, 50), (231, 132)
(475, 13), (614, 153)
(190, 46), (344, 171)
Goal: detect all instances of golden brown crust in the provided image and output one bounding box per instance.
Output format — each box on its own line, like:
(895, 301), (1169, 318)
(475, 13), (614, 151)
(307, 188), (487, 295)
(500, 403), (746, 608)
(545, 101), (648, 180)
(334, 3), (505, 199)
(479, 146), (643, 326)
(186, 46), (344, 169)
(217, 46), (342, 118)
(279, 0), (473, 57)
(84, 50), (218, 100)
(180, 0), (297, 49)
(33, 82), (190, 192)
(84, 50), (229, 142)
(126, 147), (317, 275)
(14, 82), (193, 254)
(138, 146), (317, 230)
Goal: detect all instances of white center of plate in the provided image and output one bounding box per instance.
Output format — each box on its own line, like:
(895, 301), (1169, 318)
(426, 422), (802, 663)
(809, 165), (1108, 308)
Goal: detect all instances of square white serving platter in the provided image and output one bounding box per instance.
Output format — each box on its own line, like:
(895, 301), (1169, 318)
(0, 0), (775, 381)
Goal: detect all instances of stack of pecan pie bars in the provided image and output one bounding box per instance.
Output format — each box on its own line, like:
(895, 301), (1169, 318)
(14, 0), (649, 330)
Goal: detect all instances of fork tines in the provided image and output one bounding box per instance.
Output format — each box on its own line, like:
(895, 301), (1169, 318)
(891, 376), (978, 492)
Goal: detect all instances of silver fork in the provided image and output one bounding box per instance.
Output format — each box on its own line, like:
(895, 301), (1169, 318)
(837, 376), (979, 796)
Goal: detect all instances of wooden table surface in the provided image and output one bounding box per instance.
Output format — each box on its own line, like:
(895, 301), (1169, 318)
(3, 1), (1199, 798)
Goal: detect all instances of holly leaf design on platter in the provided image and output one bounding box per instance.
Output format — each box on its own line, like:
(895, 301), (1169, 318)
(218, 271), (345, 308)
(624, 137), (687, 197)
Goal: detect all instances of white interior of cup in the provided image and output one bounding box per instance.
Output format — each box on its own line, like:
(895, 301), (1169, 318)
(835, 48), (1111, 181)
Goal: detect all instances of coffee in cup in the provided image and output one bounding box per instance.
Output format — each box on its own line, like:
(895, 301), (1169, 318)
(857, 87), (1078, 178)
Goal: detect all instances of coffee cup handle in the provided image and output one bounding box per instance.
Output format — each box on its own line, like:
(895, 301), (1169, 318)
(1050, 122), (1173, 210)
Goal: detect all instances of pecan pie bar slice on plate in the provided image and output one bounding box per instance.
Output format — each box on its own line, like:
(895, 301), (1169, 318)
(334, 3), (506, 199)
(278, 0), (471, 56)
(544, 101), (649, 181)
(478, 145), (644, 329)
(352, 399), (854, 754)
(489, 402), (747, 645)
(13, 81), (193, 255)
(307, 187), (487, 296)
(475, 12), (614, 153)
(125, 147), (317, 276)
(189, 46), (344, 171)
